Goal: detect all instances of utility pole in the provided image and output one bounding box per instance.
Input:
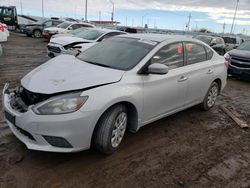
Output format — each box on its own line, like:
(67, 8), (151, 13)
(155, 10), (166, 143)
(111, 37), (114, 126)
(223, 22), (226, 34)
(230, 0), (239, 34)
(125, 16), (127, 26)
(85, 0), (88, 21)
(142, 13), (148, 27)
(99, 11), (101, 21)
(20, 0), (23, 15)
(110, 0), (114, 23)
(187, 13), (191, 31)
(42, 0), (44, 17)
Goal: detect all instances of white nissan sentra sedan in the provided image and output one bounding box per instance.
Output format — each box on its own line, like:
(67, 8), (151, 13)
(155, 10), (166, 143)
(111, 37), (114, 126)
(3, 34), (227, 154)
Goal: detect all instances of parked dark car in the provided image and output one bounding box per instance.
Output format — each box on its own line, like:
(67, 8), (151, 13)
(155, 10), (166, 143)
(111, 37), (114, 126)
(225, 41), (250, 80)
(22, 19), (63, 38)
(222, 35), (242, 52)
(194, 35), (226, 55)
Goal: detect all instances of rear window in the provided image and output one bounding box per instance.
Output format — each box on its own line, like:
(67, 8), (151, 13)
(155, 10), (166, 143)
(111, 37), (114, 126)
(223, 37), (236, 44)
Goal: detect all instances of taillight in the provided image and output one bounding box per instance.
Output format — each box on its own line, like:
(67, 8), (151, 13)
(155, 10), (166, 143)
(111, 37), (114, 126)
(224, 60), (229, 69)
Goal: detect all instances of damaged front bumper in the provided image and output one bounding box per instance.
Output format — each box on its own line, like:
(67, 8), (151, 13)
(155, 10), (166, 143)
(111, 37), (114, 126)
(2, 83), (98, 153)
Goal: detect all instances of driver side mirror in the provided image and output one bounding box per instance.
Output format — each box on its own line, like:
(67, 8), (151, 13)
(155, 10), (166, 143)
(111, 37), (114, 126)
(68, 27), (73, 30)
(147, 63), (169, 75)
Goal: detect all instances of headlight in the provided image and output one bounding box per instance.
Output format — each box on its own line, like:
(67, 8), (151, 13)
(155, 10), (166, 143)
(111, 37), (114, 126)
(224, 52), (230, 60)
(32, 92), (88, 115)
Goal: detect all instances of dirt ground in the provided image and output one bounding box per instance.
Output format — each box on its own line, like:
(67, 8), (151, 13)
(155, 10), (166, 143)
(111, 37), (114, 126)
(0, 33), (249, 188)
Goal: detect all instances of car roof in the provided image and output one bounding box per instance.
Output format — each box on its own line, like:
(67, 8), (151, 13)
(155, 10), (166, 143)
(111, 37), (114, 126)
(118, 33), (198, 43)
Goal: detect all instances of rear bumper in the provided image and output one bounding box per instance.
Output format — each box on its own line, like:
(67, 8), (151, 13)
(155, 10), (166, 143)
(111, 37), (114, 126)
(2, 83), (98, 153)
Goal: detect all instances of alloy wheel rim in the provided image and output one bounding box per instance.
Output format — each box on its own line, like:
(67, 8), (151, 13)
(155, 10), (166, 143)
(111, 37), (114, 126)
(34, 31), (41, 38)
(111, 112), (127, 148)
(207, 86), (218, 108)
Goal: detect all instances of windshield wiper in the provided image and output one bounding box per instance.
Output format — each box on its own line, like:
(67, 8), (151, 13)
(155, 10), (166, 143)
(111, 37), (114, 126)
(84, 60), (111, 68)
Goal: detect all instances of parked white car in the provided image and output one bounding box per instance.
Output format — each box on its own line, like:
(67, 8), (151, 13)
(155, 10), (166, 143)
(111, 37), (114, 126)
(42, 22), (94, 41)
(47, 28), (126, 58)
(0, 23), (9, 42)
(3, 34), (227, 154)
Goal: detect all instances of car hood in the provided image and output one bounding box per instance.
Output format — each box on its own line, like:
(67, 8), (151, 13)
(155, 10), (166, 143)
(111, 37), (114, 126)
(45, 27), (66, 33)
(21, 55), (125, 94)
(50, 36), (93, 46)
(52, 33), (73, 38)
(228, 49), (250, 59)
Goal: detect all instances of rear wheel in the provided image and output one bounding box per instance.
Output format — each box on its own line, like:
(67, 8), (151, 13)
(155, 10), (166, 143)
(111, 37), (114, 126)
(201, 82), (219, 111)
(33, 30), (42, 38)
(93, 105), (127, 154)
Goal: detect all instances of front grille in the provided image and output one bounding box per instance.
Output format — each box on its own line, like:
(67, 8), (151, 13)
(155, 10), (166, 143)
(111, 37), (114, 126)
(43, 136), (73, 148)
(47, 45), (61, 53)
(230, 56), (250, 68)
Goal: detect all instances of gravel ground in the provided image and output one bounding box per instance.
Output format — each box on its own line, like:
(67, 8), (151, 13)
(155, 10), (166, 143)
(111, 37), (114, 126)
(0, 33), (249, 188)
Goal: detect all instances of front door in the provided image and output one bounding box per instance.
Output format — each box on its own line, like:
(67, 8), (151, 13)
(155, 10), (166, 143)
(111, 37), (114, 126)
(142, 42), (188, 123)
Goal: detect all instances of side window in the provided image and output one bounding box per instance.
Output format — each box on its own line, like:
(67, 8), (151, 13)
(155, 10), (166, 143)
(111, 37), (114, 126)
(151, 43), (184, 70)
(205, 46), (214, 60)
(71, 24), (80, 30)
(102, 32), (122, 40)
(186, 43), (207, 65)
(52, 21), (61, 26)
(44, 21), (52, 27)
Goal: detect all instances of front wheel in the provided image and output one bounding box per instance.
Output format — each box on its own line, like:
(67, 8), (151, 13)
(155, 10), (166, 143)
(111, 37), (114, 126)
(201, 82), (219, 111)
(33, 30), (42, 38)
(93, 105), (128, 154)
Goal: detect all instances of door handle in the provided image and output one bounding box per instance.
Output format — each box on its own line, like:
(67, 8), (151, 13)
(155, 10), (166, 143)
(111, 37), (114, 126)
(207, 69), (213, 74)
(178, 76), (188, 82)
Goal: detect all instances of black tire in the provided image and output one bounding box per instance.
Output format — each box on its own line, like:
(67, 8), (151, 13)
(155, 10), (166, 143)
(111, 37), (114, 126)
(200, 82), (219, 111)
(93, 105), (127, 154)
(33, 30), (42, 38)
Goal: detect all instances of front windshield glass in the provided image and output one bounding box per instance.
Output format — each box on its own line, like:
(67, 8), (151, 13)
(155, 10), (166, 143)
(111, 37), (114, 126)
(57, 22), (71, 29)
(237, 41), (250, 51)
(195, 36), (212, 44)
(77, 37), (157, 70)
(70, 27), (88, 35)
(75, 29), (105, 40)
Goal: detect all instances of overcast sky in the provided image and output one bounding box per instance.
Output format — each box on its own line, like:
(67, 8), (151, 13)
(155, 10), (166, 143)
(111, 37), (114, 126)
(1, 0), (250, 34)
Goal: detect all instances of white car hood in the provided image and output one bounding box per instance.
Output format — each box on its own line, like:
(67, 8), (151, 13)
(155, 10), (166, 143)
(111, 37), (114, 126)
(21, 55), (125, 94)
(45, 27), (67, 34)
(50, 36), (94, 46)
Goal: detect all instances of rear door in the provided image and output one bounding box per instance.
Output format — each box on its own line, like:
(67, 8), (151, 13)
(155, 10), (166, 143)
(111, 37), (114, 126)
(184, 42), (215, 106)
(142, 42), (188, 123)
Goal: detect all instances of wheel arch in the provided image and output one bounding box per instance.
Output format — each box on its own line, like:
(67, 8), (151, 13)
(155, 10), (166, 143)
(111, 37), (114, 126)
(213, 78), (222, 94)
(91, 101), (139, 145)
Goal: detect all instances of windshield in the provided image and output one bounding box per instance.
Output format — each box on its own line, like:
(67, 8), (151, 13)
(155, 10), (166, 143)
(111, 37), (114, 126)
(223, 37), (236, 44)
(195, 36), (212, 44)
(77, 37), (157, 70)
(74, 29), (105, 40)
(57, 22), (71, 29)
(70, 27), (88, 35)
(237, 41), (250, 51)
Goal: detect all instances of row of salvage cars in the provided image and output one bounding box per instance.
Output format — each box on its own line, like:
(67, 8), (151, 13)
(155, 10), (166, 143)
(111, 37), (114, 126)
(2, 24), (249, 154)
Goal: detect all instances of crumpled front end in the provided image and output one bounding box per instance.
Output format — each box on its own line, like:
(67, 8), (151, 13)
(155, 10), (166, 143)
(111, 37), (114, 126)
(2, 83), (98, 153)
